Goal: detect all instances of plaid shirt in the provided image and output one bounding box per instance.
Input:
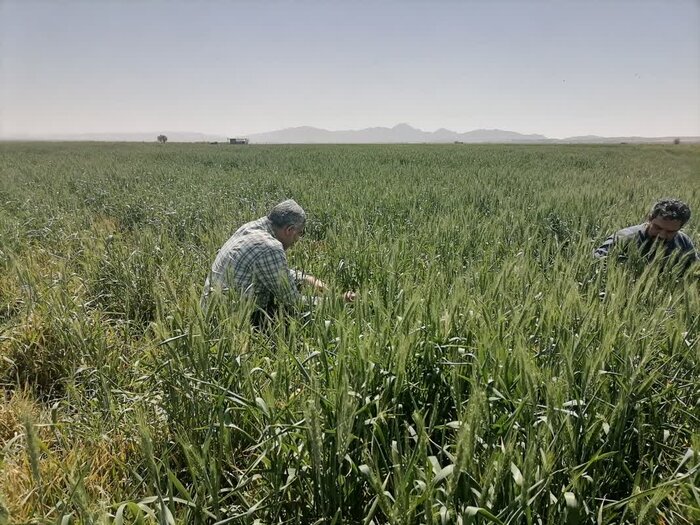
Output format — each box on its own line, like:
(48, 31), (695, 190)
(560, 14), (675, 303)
(202, 217), (301, 311)
(594, 223), (698, 265)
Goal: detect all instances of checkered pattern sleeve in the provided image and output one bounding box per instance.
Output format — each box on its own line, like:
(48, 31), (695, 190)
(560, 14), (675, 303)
(288, 268), (305, 285)
(254, 246), (301, 307)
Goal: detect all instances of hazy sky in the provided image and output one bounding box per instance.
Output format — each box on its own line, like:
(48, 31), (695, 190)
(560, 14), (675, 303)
(1, 0), (699, 139)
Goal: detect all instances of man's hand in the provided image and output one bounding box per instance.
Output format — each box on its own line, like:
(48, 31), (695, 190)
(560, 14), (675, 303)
(297, 271), (354, 302)
(301, 274), (327, 293)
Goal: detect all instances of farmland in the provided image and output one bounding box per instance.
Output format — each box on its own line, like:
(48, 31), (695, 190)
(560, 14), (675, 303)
(0, 142), (698, 524)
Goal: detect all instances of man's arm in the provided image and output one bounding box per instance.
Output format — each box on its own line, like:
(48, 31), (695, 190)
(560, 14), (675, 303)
(677, 234), (700, 270)
(289, 269), (327, 293)
(678, 233), (699, 260)
(256, 249), (301, 307)
(594, 227), (641, 260)
(288, 268), (356, 303)
(593, 233), (616, 259)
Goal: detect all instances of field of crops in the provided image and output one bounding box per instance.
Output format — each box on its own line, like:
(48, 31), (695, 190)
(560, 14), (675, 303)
(0, 142), (698, 524)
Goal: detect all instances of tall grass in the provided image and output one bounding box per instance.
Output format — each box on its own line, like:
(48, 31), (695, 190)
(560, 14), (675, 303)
(0, 143), (698, 523)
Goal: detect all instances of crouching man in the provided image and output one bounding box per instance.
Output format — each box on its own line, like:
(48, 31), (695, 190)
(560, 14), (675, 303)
(202, 199), (355, 326)
(593, 198), (698, 271)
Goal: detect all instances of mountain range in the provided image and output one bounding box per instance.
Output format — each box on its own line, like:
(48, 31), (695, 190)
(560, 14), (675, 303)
(2, 124), (698, 144)
(247, 124), (699, 144)
(248, 123), (551, 143)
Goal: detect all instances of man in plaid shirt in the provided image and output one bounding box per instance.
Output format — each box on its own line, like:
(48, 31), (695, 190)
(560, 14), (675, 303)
(593, 199), (698, 271)
(202, 199), (353, 324)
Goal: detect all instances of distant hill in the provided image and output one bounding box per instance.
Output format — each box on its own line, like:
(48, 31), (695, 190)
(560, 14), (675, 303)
(559, 135), (700, 144)
(2, 125), (698, 144)
(248, 124), (699, 144)
(248, 123), (552, 144)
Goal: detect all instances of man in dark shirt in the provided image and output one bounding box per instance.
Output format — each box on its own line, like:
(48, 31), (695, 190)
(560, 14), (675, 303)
(594, 199), (698, 269)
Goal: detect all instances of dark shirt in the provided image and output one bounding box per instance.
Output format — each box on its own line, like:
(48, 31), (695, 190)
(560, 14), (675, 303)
(594, 223), (698, 268)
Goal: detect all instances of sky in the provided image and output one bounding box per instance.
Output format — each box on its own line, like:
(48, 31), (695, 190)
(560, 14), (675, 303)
(1, 0), (699, 139)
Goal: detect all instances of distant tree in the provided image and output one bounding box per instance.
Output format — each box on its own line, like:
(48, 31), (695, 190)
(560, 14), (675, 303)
(157, 135), (168, 144)
(673, 138), (680, 145)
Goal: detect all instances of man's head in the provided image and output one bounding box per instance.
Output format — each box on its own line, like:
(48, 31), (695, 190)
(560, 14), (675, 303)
(646, 199), (691, 241)
(268, 199), (306, 249)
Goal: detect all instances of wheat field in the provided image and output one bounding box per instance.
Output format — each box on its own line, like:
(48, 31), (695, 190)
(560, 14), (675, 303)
(0, 142), (698, 524)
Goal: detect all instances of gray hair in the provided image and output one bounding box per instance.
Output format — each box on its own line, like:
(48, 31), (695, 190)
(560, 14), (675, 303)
(649, 199), (691, 225)
(268, 199), (306, 228)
